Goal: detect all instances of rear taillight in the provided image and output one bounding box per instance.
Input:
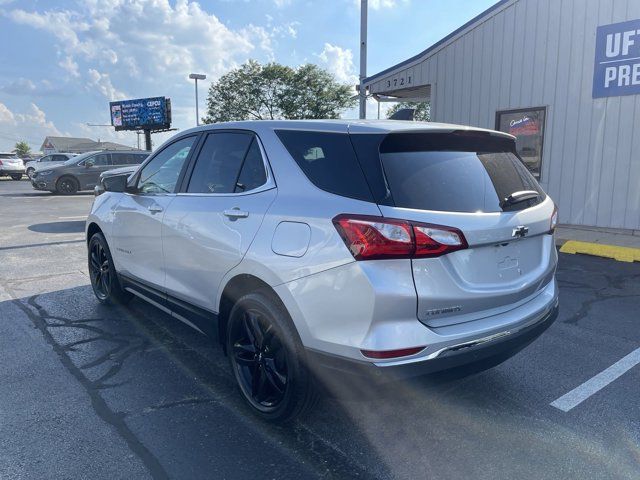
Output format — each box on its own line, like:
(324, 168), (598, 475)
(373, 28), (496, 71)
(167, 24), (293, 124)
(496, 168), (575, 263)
(549, 204), (558, 233)
(332, 214), (467, 261)
(0, 160), (3, 166)
(361, 346), (426, 359)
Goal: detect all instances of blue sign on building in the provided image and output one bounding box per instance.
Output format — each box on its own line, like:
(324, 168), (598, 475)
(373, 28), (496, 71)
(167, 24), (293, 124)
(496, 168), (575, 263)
(593, 19), (640, 99)
(110, 97), (171, 131)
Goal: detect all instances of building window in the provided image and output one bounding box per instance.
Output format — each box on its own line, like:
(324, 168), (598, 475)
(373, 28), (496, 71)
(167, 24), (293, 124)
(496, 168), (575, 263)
(495, 107), (546, 179)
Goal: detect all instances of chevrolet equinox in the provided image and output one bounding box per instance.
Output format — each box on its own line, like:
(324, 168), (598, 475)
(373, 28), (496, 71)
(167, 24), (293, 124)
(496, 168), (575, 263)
(86, 120), (559, 421)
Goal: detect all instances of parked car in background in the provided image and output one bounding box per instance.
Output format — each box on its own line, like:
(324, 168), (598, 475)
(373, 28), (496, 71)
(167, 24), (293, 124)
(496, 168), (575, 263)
(0, 153), (26, 180)
(32, 150), (149, 194)
(86, 120), (559, 421)
(26, 153), (76, 178)
(94, 165), (139, 197)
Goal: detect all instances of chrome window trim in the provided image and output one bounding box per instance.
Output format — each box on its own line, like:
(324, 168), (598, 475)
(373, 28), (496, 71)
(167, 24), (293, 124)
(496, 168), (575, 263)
(177, 132), (276, 198)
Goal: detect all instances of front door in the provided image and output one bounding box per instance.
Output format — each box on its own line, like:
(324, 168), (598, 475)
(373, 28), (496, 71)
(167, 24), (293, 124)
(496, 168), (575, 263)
(111, 136), (198, 289)
(162, 132), (276, 312)
(76, 153), (113, 190)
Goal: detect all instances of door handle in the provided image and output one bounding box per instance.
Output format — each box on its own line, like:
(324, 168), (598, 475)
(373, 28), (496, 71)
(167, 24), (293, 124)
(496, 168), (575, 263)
(223, 208), (249, 219)
(148, 205), (164, 214)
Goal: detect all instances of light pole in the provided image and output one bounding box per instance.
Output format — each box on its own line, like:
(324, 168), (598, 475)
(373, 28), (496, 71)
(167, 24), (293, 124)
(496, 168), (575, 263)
(359, 0), (368, 119)
(189, 73), (207, 126)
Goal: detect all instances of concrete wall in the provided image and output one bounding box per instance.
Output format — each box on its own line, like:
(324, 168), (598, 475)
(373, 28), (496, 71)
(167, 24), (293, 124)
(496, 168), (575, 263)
(366, 0), (640, 230)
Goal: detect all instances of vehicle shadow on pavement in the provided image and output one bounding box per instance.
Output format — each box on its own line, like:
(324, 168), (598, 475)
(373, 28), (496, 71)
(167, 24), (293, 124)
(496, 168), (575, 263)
(28, 221), (86, 234)
(4, 285), (391, 480)
(4, 268), (639, 479)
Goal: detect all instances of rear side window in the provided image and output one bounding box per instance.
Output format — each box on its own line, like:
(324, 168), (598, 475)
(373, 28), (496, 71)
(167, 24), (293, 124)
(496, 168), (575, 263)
(235, 139), (267, 193)
(377, 132), (545, 213)
(276, 130), (373, 202)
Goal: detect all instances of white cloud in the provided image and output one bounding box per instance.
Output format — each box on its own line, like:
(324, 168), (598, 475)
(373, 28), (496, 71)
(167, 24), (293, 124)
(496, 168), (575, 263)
(5, 0), (275, 102)
(0, 103), (15, 123)
(317, 43), (358, 84)
(0, 102), (62, 150)
(273, 0), (292, 7)
(87, 69), (126, 101)
(59, 56), (80, 78)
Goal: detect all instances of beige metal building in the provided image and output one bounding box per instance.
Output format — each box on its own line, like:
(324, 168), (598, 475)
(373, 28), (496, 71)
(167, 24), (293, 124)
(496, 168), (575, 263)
(363, 0), (640, 231)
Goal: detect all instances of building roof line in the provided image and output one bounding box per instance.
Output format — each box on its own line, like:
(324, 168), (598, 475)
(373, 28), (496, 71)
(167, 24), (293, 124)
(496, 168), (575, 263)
(362, 0), (513, 86)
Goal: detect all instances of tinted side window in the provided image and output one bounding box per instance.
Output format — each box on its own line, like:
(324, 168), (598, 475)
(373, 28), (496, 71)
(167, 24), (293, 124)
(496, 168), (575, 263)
(138, 136), (196, 194)
(235, 139), (267, 193)
(134, 154), (148, 165)
(187, 133), (253, 194)
(275, 130), (373, 202)
(92, 153), (111, 166)
(52, 155), (67, 162)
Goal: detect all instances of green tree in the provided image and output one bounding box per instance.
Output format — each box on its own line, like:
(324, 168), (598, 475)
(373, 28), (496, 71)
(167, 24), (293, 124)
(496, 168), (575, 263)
(386, 102), (431, 122)
(14, 141), (31, 157)
(202, 60), (356, 123)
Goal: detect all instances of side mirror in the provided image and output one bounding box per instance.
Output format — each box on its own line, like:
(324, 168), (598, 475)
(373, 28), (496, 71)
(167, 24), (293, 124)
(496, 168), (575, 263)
(102, 173), (128, 193)
(85, 160), (95, 168)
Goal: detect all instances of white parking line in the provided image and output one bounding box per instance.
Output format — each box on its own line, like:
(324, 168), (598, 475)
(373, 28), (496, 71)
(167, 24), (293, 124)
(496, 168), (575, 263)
(551, 347), (640, 412)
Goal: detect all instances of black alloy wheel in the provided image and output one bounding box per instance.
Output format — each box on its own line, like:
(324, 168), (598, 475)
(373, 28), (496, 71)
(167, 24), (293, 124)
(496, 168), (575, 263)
(87, 233), (132, 305)
(89, 238), (111, 301)
(57, 176), (78, 195)
(231, 308), (288, 412)
(227, 292), (318, 421)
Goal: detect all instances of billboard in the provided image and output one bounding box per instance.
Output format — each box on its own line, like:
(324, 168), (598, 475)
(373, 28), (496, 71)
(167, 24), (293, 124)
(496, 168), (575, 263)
(593, 19), (640, 98)
(110, 96), (171, 131)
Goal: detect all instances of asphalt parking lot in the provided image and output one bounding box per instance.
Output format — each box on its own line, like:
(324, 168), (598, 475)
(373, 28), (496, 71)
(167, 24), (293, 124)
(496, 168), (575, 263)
(1, 178), (639, 480)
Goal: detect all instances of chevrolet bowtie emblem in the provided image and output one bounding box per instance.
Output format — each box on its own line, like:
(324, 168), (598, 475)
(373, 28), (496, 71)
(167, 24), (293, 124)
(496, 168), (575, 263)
(512, 226), (529, 238)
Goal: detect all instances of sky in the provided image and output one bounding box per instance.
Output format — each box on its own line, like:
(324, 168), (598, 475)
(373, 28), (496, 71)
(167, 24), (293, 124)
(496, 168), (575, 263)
(0, 0), (496, 152)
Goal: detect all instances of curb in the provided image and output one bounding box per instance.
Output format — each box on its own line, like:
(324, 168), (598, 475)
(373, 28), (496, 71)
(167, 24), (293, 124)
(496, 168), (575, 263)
(559, 240), (640, 263)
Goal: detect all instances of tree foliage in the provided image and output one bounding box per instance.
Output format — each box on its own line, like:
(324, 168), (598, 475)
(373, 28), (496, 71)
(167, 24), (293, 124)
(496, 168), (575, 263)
(202, 60), (356, 123)
(386, 102), (431, 122)
(14, 141), (30, 157)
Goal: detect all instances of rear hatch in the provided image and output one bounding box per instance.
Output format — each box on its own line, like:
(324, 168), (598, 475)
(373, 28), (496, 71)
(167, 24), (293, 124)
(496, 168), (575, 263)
(353, 130), (557, 328)
(0, 155), (25, 171)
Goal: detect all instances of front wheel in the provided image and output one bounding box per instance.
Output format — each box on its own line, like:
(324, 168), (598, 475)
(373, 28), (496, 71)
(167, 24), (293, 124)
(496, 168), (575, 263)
(26, 168), (35, 179)
(56, 176), (79, 195)
(10, 174), (22, 181)
(88, 233), (133, 305)
(227, 292), (318, 422)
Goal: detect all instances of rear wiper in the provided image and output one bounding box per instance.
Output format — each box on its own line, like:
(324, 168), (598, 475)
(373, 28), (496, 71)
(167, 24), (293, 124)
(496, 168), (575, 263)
(501, 190), (540, 209)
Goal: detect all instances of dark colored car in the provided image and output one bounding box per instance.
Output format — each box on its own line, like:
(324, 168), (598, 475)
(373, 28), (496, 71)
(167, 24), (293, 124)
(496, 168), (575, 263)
(31, 150), (150, 194)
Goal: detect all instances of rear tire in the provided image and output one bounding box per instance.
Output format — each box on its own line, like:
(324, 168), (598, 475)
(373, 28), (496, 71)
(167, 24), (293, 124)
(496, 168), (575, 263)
(227, 292), (318, 422)
(88, 233), (133, 305)
(26, 168), (35, 179)
(56, 175), (79, 195)
(10, 174), (22, 181)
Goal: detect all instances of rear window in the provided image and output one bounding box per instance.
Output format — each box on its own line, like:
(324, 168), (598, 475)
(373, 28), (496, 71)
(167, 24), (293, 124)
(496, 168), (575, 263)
(276, 130), (373, 202)
(365, 132), (545, 213)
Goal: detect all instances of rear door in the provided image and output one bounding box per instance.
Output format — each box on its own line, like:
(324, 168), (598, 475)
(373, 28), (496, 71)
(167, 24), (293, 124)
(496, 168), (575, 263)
(355, 131), (557, 328)
(162, 131), (276, 312)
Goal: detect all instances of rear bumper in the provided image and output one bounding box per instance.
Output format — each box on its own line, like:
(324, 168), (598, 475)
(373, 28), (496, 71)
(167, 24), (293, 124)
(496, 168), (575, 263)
(1, 168), (24, 175)
(306, 302), (558, 382)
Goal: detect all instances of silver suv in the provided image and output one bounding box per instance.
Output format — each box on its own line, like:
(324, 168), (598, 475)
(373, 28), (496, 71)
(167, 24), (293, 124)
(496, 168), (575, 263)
(86, 120), (559, 421)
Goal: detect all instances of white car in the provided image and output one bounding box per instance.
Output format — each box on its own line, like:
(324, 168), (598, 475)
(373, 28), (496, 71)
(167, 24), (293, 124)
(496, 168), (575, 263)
(86, 120), (559, 421)
(26, 153), (76, 178)
(0, 153), (26, 180)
